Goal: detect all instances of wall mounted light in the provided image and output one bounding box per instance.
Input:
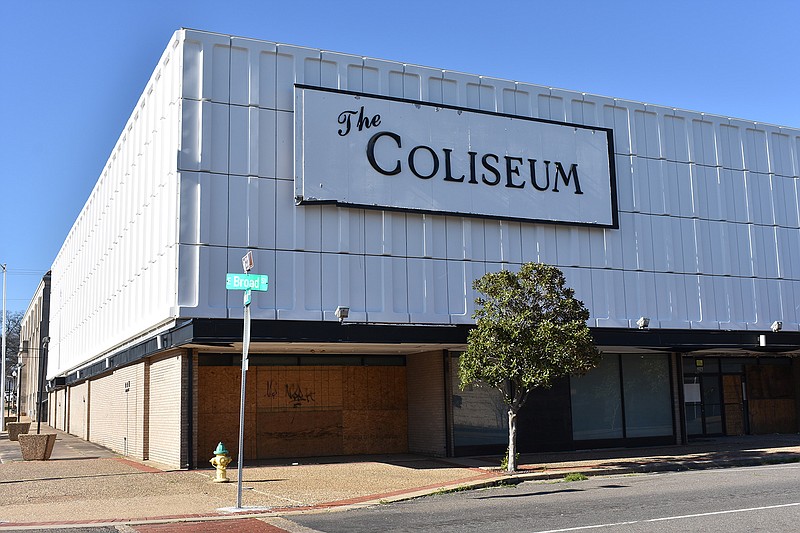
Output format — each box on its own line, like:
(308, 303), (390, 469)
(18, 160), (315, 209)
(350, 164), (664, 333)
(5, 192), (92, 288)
(335, 306), (350, 324)
(636, 316), (650, 330)
(771, 320), (782, 333)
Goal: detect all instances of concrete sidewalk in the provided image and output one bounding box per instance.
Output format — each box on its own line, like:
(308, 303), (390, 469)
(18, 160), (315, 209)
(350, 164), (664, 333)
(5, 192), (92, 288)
(1, 425), (799, 530)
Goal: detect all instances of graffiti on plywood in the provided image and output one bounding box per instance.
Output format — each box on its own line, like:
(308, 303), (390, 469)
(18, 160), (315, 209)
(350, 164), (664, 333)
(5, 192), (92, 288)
(286, 383), (316, 408)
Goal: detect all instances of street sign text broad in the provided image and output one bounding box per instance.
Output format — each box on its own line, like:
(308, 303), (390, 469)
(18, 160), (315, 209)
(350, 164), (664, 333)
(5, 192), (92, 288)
(226, 273), (269, 291)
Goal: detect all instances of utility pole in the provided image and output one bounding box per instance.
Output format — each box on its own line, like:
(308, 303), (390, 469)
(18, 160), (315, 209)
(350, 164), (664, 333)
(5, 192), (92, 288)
(37, 338), (49, 434)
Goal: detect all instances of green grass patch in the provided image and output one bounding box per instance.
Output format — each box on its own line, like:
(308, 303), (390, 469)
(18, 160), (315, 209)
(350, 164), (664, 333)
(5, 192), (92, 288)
(431, 485), (471, 495)
(563, 472), (588, 482)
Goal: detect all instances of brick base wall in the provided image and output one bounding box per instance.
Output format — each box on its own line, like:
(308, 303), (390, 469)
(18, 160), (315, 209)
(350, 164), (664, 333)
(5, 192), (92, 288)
(148, 354), (184, 467)
(406, 351), (447, 457)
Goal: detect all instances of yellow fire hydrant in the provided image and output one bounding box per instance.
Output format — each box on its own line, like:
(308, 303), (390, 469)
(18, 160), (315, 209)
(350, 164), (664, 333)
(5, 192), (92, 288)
(209, 442), (232, 483)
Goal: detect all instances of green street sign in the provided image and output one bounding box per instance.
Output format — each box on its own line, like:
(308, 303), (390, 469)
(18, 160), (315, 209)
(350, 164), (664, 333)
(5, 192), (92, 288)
(226, 273), (269, 291)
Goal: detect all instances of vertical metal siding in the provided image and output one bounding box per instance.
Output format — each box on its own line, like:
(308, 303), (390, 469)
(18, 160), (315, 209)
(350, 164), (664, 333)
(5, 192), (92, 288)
(49, 32), (182, 377)
(50, 29), (800, 380)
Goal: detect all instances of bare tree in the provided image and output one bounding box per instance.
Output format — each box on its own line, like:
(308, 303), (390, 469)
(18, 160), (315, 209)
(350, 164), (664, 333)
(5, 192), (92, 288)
(4, 310), (23, 369)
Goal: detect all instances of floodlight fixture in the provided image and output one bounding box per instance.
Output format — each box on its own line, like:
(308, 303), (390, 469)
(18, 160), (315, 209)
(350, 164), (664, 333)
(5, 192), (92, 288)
(335, 306), (350, 324)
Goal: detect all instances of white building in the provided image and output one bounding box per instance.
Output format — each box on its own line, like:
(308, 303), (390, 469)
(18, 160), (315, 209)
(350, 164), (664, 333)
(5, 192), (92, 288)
(46, 29), (800, 469)
(19, 272), (50, 423)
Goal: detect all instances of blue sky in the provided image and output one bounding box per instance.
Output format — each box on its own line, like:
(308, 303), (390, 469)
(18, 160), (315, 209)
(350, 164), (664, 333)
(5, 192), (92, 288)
(1, 0), (799, 312)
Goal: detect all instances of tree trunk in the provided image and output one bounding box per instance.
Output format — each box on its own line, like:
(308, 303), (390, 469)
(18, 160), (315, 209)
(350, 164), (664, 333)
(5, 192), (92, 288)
(507, 406), (518, 472)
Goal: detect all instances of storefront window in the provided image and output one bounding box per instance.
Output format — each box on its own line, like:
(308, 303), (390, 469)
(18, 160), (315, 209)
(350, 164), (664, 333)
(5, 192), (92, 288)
(573, 354), (673, 441)
(450, 356), (507, 448)
(571, 355), (623, 440)
(622, 355), (673, 437)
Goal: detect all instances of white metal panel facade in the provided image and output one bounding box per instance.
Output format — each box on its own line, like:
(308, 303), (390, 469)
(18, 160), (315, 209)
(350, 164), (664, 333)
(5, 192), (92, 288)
(174, 29), (800, 333)
(48, 33), (183, 377)
(49, 28), (800, 378)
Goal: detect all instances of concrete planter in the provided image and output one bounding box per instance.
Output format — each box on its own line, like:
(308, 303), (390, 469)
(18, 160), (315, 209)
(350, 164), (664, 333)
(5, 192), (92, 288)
(18, 433), (57, 461)
(7, 422), (31, 441)
(3, 416), (18, 430)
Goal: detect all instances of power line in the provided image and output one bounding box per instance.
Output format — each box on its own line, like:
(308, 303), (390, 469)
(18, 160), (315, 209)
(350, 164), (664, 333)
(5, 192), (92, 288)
(5, 270), (48, 276)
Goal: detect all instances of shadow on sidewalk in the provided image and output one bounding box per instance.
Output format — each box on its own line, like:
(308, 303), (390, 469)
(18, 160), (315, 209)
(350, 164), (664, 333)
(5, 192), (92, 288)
(0, 469), (157, 485)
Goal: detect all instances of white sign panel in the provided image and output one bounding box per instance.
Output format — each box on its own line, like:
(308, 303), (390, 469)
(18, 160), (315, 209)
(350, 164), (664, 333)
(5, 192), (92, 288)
(295, 86), (617, 228)
(684, 383), (702, 403)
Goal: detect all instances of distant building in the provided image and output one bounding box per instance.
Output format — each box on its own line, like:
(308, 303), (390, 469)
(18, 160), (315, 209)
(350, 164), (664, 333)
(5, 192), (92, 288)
(44, 29), (800, 469)
(19, 272), (50, 422)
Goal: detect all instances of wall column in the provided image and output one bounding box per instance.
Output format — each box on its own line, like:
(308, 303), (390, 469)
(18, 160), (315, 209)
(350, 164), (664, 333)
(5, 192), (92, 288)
(406, 350), (447, 457)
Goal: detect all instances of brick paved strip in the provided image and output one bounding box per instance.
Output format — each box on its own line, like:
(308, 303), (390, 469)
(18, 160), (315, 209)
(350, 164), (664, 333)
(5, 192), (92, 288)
(112, 457), (164, 473)
(0, 515), (258, 529)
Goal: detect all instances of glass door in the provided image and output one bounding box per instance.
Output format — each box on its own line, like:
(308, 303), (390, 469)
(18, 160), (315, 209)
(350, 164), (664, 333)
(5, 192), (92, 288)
(701, 374), (723, 434)
(684, 373), (723, 436)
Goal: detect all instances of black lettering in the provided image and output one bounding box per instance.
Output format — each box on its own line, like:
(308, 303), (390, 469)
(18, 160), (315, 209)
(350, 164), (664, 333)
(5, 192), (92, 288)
(552, 162), (583, 194)
(468, 152), (479, 184)
(408, 145), (439, 179)
(339, 107), (381, 136)
(355, 107), (381, 131)
(504, 156), (524, 189)
(366, 131), (402, 176)
(356, 106), (368, 130)
(481, 154), (501, 185)
(337, 110), (358, 136)
(443, 149), (465, 182)
(530, 160), (550, 191)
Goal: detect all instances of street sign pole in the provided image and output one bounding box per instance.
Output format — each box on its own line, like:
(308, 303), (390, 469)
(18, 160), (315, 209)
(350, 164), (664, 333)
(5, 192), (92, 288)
(236, 293), (251, 509)
(234, 252), (256, 510)
(224, 253), (269, 510)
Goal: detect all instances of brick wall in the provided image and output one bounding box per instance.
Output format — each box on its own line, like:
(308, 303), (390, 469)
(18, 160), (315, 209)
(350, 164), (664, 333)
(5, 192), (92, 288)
(47, 391), (56, 428)
(89, 363), (146, 459)
(190, 353), (199, 468)
(406, 351), (447, 456)
(52, 389), (68, 431)
(148, 354), (184, 467)
(67, 381), (89, 439)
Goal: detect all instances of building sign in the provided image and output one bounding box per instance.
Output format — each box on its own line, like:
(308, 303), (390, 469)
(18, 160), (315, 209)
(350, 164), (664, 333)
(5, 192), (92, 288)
(295, 85), (617, 228)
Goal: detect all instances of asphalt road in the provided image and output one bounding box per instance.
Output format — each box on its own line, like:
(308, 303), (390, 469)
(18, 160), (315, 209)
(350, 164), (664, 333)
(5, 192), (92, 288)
(289, 463), (800, 532)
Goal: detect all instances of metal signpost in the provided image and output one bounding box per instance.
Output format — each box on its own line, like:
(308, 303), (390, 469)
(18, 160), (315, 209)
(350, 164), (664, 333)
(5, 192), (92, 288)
(225, 251), (268, 510)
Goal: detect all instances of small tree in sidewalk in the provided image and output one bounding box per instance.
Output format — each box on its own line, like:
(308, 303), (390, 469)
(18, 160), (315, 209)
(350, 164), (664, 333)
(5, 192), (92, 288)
(459, 262), (600, 472)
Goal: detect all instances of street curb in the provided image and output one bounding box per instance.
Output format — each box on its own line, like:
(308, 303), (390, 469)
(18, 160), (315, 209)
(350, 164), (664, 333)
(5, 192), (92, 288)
(1, 455), (798, 530)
